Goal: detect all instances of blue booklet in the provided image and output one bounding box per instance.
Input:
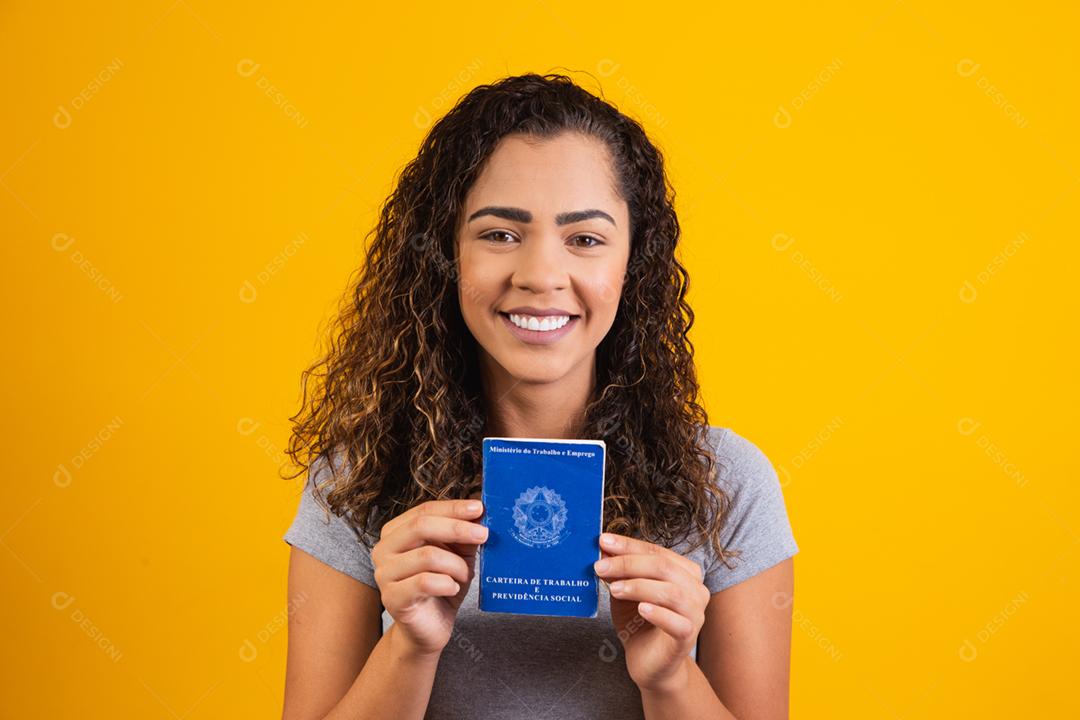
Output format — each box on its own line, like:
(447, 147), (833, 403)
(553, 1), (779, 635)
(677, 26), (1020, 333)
(478, 437), (606, 618)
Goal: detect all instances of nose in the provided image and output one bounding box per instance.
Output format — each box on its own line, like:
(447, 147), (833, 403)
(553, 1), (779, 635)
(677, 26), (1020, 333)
(511, 234), (568, 293)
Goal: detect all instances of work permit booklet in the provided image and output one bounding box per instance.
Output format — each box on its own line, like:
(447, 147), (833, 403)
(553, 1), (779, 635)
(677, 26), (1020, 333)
(479, 436), (606, 618)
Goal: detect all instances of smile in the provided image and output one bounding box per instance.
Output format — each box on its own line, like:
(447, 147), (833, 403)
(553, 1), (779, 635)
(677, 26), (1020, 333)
(498, 312), (580, 345)
(507, 313), (571, 331)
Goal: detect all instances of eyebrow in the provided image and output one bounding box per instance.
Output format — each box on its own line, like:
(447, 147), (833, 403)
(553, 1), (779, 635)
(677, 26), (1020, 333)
(466, 206), (616, 228)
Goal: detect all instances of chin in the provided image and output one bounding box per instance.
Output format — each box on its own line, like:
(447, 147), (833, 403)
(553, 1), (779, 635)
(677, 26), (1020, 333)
(501, 356), (574, 385)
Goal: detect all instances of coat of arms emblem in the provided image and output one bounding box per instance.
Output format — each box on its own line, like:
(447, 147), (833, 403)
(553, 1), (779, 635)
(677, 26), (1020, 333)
(510, 485), (569, 548)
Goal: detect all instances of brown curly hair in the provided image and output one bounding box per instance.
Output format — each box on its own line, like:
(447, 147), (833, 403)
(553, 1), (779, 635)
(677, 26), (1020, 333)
(284, 71), (739, 571)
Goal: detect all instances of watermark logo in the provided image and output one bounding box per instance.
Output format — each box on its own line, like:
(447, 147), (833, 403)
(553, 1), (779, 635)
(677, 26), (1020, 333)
(237, 58), (309, 129)
(53, 415), (124, 488)
(595, 58), (669, 130)
(958, 232), (1028, 303)
(51, 233), (124, 303)
(774, 58), (843, 129)
(239, 591), (309, 662)
(54, 58), (125, 129)
(771, 233), (843, 302)
(51, 591), (123, 662)
(959, 590), (1030, 662)
(238, 232), (308, 303)
(413, 59), (483, 130)
(956, 58), (1028, 129)
(957, 417), (1027, 488)
(773, 591), (842, 661)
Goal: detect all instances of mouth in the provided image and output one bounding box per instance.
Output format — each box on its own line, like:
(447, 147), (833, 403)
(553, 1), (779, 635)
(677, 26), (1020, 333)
(497, 311), (581, 345)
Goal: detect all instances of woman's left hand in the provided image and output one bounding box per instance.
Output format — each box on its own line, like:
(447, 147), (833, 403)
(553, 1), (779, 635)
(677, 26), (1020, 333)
(594, 532), (711, 693)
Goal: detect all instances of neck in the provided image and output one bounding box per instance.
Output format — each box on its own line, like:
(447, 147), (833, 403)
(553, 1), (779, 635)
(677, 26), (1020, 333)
(480, 354), (596, 439)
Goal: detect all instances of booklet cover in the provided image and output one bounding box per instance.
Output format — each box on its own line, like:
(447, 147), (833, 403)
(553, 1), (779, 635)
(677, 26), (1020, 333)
(478, 437), (606, 618)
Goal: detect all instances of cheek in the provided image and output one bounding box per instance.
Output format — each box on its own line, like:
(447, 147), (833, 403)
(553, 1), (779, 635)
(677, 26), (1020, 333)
(456, 253), (500, 317)
(584, 266), (626, 315)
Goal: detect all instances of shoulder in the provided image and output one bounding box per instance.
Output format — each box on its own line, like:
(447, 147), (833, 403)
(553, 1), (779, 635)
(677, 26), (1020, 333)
(704, 425), (782, 498)
(282, 453), (380, 589)
(700, 424), (799, 593)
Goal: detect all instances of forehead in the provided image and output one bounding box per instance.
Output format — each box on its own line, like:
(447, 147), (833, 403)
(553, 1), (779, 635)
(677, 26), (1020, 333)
(464, 132), (626, 214)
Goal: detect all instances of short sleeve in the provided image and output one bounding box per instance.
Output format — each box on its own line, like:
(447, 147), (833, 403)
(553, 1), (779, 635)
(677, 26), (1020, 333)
(282, 454), (379, 589)
(702, 427), (799, 593)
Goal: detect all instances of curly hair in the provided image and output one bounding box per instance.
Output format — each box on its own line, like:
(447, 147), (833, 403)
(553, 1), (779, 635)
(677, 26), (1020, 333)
(284, 71), (739, 571)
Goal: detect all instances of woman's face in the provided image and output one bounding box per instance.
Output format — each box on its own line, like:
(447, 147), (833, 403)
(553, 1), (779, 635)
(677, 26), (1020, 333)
(456, 131), (631, 386)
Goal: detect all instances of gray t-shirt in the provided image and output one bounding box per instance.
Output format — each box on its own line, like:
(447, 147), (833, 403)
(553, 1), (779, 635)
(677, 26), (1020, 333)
(283, 425), (799, 719)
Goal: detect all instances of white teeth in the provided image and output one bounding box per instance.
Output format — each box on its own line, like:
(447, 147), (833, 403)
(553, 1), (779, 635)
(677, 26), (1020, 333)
(508, 313), (571, 332)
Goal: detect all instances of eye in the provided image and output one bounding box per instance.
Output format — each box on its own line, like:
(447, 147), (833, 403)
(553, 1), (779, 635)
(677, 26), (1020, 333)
(570, 234), (604, 249)
(480, 230), (518, 244)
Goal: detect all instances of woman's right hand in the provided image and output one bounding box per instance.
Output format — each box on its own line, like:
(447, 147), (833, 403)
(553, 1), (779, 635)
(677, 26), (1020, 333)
(371, 498), (488, 658)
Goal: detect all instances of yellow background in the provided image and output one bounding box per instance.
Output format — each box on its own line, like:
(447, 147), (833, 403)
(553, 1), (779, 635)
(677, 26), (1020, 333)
(3, 1), (1076, 716)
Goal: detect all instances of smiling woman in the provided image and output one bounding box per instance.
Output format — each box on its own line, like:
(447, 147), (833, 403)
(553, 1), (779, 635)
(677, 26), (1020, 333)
(280, 72), (799, 720)
(458, 132), (630, 378)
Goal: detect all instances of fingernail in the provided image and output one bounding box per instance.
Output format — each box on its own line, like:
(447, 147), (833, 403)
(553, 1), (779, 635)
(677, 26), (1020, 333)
(595, 559), (610, 572)
(471, 525), (488, 540)
(601, 534), (619, 548)
(467, 501), (482, 513)
(610, 581), (625, 593)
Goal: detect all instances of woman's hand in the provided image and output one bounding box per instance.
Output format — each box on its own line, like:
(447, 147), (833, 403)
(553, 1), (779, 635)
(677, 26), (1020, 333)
(371, 499), (488, 659)
(594, 532), (711, 693)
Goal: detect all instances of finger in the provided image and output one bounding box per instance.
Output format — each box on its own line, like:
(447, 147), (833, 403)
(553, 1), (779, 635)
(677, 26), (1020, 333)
(387, 571), (461, 608)
(381, 513), (489, 555)
(608, 578), (705, 619)
(599, 533), (703, 582)
(594, 553), (692, 585)
(636, 601), (697, 641)
(381, 498), (484, 539)
(378, 544), (472, 586)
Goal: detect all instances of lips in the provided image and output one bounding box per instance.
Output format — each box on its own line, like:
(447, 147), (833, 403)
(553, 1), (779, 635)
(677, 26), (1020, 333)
(500, 306), (581, 317)
(497, 311), (580, 345)
(504, 312), (571, 332)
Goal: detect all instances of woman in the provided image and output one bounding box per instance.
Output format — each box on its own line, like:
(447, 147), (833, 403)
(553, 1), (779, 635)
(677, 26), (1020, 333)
(281, 72), (799, 719)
